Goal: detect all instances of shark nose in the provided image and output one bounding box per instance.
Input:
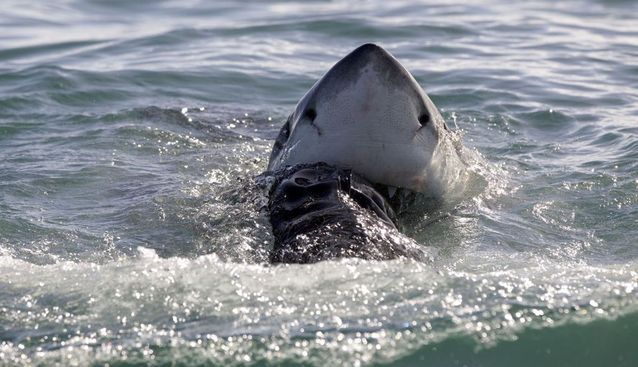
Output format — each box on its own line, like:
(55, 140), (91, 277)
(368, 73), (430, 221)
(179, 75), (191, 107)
(348, 43), (394, 64)
(333, 43), (419, 97)
(340, 44), (397, 74)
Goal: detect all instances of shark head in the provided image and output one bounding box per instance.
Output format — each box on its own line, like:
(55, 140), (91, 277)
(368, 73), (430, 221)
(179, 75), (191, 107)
(268, 43), (449, 193)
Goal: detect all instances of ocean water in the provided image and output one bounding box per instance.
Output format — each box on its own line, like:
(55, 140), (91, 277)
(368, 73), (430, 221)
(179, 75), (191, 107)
(1, 0), (637, 366)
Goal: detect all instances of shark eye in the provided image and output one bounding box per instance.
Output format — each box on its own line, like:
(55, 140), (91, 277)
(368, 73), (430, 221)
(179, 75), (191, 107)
(304, 108), (317, 122)
(418, 113), (430, 126)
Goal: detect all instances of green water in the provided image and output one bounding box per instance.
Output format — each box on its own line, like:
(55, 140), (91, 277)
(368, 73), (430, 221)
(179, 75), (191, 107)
(1, 0), (637, 366)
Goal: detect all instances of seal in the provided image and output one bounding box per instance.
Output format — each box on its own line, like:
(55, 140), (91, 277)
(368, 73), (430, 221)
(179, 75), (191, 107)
(265, 43), (455, 263)
(267, 162), (426, 263)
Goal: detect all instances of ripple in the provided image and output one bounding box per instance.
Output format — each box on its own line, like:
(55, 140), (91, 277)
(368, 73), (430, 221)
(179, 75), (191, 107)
(1, 0), (638, 365)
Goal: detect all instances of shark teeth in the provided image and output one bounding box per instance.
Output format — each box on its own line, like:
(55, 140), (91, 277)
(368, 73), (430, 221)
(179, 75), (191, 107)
(387, 186), (397, 199)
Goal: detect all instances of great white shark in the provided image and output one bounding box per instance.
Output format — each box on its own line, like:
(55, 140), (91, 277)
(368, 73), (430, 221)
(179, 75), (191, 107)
(264, 43), (464, 263)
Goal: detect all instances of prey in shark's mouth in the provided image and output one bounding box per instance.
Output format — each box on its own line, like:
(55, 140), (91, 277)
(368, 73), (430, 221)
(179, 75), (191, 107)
(267, 163), (426, 263)
(265, 43), (458, 264)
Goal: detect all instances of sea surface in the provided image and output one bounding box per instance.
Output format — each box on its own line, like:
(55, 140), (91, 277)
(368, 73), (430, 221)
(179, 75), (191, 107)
(1, 0), (637, 366)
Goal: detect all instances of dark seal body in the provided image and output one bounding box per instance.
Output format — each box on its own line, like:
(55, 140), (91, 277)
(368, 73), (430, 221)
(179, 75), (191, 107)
(267, 163), (426, 263)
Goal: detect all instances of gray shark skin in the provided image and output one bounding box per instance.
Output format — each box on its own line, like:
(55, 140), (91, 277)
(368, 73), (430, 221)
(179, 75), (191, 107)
(269, 43), (448, 193)
(266, 44), (450, 263)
